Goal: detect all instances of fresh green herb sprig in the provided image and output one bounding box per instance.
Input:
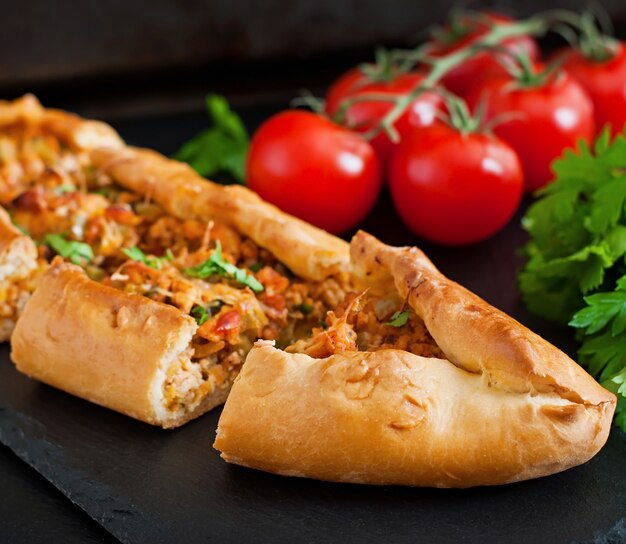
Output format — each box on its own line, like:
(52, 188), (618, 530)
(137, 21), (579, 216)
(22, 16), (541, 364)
(53, 184), (78, 195)
(296, 303), (313, 315)
(122, 246), (166, 270)
(173, 94), (249, 184)
(191, 305), (210, 326)
(44, 234), (94, 265)
(386, 310), (410, 327)
(184, 241), (263, 293)
(190, 300), (225, 326)
(519, 128), (626, 323)
(519, 128), (626, 432)
(570, 277), (626, 430)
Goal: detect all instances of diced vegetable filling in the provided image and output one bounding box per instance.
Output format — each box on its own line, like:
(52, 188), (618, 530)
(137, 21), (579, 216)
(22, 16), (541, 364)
(1, 122), (444, 414)
(286, 291), (444, 359)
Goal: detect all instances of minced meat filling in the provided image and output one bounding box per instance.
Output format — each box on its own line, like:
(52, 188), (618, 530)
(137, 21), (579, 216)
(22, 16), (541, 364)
(1, 124), (443, 414)
(286, 291), (444, 360)
(0, 125), (348, 412)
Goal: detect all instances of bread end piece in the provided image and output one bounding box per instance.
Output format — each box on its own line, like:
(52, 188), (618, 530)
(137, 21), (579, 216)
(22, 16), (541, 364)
(214, 345), (614, 488)
(10, 262), (226, 428)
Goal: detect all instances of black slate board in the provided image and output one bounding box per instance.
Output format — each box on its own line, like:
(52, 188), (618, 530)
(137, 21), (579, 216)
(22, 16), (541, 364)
(0, 444), (117, 544)
(1, 108), (626, 544)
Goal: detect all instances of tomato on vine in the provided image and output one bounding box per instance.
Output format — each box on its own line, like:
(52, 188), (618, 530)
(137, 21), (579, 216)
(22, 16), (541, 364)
(325, 59), (443, 168)
(552, 13), (626, 137)
(465, 58), (594, 192)
(389, 98), (523, 245)
(425, 11), (540, 97)
(246, 110), (381, 234)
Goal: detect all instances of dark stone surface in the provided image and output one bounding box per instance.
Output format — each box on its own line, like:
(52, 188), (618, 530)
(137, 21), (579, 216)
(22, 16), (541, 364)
(0, 352), (625, 544)
(0, 105), (625, 544)
(0, 445), (118, 544)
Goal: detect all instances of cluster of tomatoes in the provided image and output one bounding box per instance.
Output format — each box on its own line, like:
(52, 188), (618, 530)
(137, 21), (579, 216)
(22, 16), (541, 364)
(246, 12), (626, 245)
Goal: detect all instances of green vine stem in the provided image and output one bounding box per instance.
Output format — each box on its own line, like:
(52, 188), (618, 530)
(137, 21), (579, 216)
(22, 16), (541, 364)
(333, 15), (549, 142)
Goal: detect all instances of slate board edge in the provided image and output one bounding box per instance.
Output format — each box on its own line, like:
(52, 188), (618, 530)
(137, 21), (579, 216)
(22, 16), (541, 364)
(2, 403), (626, 544)
(0, 407), (164, 544)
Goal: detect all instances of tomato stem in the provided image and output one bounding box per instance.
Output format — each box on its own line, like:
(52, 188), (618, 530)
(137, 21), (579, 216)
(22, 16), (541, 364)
(331, 9), (614, 143)
(355, 16), (548, 141)
(434, 89), (483, 135)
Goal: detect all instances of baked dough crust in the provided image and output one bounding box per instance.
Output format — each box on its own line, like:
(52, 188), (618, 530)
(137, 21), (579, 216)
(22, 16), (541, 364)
(0, 94), (124, 150)
(214, 232), (616, 487)
(4, 96), (349, 426)
(10, 261), (226, 428)
(89, 146), (350, 281)
(0, 95), (123, 341)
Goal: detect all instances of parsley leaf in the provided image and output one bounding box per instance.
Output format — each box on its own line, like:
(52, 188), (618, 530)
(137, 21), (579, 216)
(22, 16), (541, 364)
(386, 310), (410, 327)
(44, 234), (93, 265)
(184, 241), (263, 293)
(121, 246), (164, 269)
(296, 303), (313, 315)
(53, 184), (78, 195)
(191, 305), (210, 326)
(520, 128), (626, 433)
(172, 94), (248, 184)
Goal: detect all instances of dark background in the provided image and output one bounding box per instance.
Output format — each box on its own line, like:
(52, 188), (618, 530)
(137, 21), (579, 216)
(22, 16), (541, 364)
(1, 0), (625, 120)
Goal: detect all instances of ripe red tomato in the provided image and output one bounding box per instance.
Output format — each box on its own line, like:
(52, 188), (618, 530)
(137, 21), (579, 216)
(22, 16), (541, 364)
(556, 42), (626, 137)
(466, 70), (594, 192)
(389, 122), (523, 245)
(325, 70), (443, 168)
(246, 110), (381, 234)
(426, 12), (540, 97)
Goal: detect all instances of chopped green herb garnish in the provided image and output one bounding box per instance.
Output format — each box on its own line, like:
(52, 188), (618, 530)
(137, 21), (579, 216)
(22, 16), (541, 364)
(15, 223), (30, 236)
(296, 303), (313, 315)
(121, 246), (164, 269)
(7, 210), (29, 236)
(44, 234), (93, 265)
(191, 305), (210, 326)
(249, 262), (263, 273)
(93, 187), (112, 197)
(184, 241), (263, 293)
(53, 184), (77, 195)
(386, 310), (410, 327)
(165, 248), (175, 262)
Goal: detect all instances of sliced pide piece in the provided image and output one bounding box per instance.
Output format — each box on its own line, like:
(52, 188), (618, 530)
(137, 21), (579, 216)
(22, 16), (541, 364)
(0, 94), (124, 339)
(0, 94), (123, 205)
(10, 262), (212, 428)
(214, 232), (616, 488)
(5, 98), (352, 426)
(10, 223), (346, 427)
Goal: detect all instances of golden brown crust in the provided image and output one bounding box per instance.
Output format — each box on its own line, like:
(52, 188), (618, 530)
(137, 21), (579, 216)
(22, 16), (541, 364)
(214, 233), (616, 487)
(350, 231), (614, 406)
(10, 262), (202, 428)
(2, 96), (348, 428)
(0, 94), (123, 150)
(0, 95), (123, 341)
(215, 346), (613, 487)
(89, 146), (350, 281)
